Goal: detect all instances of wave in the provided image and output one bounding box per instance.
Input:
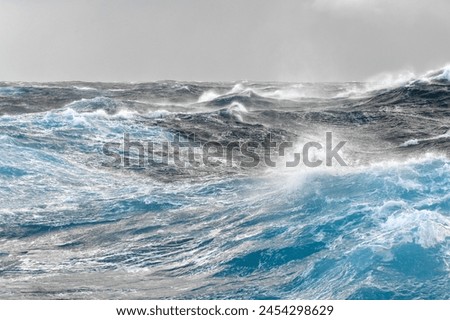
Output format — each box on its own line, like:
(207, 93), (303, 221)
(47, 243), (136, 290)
(197, 82), (308, 103)
(1, 65), (450, 299)
(414, 65), (450, 83)
(401, 131), (450, 147)
(1, 152), (448, 298)
(198, 90), (222, 103)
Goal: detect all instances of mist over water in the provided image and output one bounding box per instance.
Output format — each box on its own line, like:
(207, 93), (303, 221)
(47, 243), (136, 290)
(0, 67), (450, 299)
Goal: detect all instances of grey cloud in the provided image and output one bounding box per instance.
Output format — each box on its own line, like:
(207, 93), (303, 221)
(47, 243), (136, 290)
(0, 0), (448, 82)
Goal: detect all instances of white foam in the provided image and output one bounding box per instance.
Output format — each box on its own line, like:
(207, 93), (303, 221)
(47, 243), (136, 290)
(400, 139), (419, 147)
(259, 86), (306, 100)
(57, 108), (94, 126)
(342, 64), (450, 96)
(400, 131), (450, 147)
(238, 83), (307, 101)
(439, 66), (450, 81)
(230, 83), (246, 93)
(110, 109), (138, 119)
(436, 130), (450, 139)
(228, 102), (248, 113)
(198, 82), (307, 103)
(377, 200), (407, 213)
(355, 71), (417, 94)
(73, 86), (97, 91)
(412, 64), (450, 83)
(64, 96), (118, 112)
(198, 90), (221, 103)
(147, 109), (172, 118)
(108, 88), (126, 92)
(198, 82), (252, 103)
(381, 209), (450, 248)
(219, 102), (248, 121)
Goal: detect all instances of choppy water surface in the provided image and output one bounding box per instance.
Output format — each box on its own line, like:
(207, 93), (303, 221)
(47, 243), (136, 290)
(0, 68), (449, 299)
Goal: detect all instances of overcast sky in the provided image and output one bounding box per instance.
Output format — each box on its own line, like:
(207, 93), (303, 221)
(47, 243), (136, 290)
(0, 0), (449, 82)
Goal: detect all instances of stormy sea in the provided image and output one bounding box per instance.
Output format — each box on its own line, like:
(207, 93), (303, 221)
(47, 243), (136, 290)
(0, 67), (449, 300)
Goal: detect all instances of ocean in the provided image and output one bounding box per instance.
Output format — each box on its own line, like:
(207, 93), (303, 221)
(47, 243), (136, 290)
(0, 67), (449, 299)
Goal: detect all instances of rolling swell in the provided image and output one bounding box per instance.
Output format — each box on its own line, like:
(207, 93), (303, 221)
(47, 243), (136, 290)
(0, 67), (449, 299)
